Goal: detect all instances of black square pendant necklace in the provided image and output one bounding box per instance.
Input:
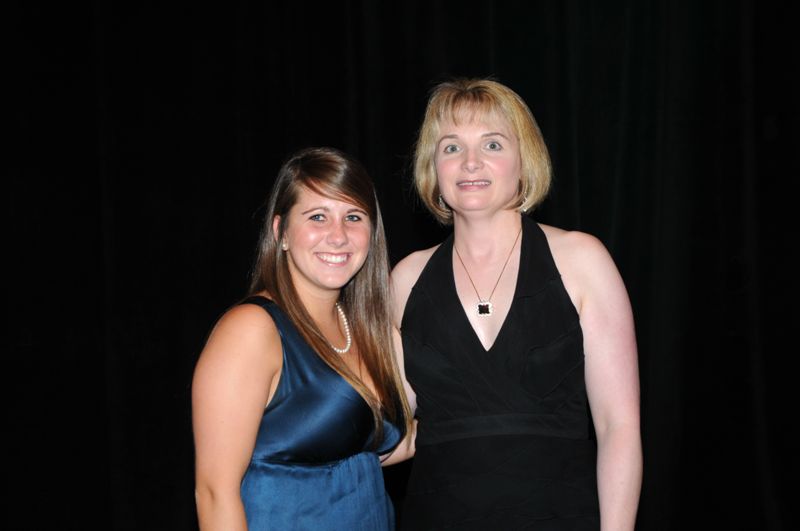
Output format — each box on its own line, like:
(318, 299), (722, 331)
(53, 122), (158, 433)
(454, 225), (522, 317)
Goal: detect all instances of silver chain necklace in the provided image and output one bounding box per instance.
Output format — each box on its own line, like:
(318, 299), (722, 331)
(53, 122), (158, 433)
(454, 225), (522, 317)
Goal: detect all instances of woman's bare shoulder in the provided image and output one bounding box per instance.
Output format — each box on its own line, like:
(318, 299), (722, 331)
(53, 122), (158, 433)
(389, 244), (441, 326)
(392, 245), (440, 285)
(538, 223), (605, 256)
(537, 223), (614, 275)
(200, 299), (282, 366)
(538, 223), (624, 312)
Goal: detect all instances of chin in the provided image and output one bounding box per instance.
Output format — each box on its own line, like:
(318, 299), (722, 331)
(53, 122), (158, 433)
(317, 272), (357, 290)
(456, 203), (493, 213)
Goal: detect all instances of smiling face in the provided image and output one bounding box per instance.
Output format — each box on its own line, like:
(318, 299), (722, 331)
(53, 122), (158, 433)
(275, 185), (371, 300)
(434, 112), (522, 218)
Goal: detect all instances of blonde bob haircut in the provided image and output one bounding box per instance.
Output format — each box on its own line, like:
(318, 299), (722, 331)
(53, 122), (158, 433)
(413, 78), (552, 224)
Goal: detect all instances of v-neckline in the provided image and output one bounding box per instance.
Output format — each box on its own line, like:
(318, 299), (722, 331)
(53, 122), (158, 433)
(252, 296), (374, 415)
(447, 223), (526, 354)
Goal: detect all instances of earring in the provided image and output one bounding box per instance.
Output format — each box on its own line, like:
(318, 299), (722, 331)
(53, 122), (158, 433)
(520, 195), (529, 213)
(438, 194), (449, 211)
(281, 240), (288, 251)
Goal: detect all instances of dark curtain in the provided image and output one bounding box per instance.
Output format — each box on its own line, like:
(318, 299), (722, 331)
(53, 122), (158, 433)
(9, 1), (796, 529)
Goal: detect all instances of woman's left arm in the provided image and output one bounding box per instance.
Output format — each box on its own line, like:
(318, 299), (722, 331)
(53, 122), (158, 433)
(556, 230), (642, 531)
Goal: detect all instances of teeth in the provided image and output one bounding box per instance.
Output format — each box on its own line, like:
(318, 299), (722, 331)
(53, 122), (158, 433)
(458, 180), (490, 186)
(317, 253), (349, 264)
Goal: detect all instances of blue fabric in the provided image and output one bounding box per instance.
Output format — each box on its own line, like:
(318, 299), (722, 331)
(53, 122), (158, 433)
(240, 296), (402, 530)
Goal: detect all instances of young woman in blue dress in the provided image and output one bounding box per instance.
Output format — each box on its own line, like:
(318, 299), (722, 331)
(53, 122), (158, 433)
(192, 147), (413, 530)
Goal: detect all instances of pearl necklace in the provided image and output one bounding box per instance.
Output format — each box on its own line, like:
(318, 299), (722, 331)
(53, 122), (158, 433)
(329, 302), (352, 354)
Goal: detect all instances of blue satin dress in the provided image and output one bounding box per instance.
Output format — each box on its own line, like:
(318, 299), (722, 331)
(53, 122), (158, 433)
(239, 296), (403, 530)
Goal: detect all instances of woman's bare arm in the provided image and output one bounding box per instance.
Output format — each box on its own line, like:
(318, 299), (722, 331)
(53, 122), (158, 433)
(192, 304), (282, 530)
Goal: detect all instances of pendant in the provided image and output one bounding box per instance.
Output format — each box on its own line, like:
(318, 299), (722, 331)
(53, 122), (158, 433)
(477, 302), (493, 316)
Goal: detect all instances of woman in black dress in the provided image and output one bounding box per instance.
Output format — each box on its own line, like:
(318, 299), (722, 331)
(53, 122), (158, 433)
(390, 78), (642, 529)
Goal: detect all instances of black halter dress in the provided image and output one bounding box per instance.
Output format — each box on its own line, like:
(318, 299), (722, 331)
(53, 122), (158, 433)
(400, 216), (600, 530)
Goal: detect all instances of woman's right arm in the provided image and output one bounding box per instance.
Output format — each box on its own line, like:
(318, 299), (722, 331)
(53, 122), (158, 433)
(192, 304), (282, 531)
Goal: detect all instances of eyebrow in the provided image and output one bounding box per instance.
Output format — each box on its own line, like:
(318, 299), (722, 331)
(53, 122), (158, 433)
(300, 206), (368, 215)
(437, 131), (511, 144)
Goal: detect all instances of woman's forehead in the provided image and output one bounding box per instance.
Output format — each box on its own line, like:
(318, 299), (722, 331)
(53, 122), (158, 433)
(438, 109), (512, 133)
(290, 183), (370, 216)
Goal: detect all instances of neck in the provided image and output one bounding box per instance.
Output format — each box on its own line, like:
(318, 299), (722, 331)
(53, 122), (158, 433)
(453, 210), (522, 261)
(292, 286), (341, 326)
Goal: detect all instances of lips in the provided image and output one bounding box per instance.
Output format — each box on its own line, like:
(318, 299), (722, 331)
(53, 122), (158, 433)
(315, 252), (351, 265)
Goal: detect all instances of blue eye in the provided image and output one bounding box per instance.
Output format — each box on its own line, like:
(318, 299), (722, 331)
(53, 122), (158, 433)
(345, 214), (364, 222)
(309, 214), (325, 221)
(486, 141), (502, 150)
(443, 144), (459, 154)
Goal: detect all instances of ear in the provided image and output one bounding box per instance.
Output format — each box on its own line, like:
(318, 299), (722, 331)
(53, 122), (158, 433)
(272, 215), (281, 242)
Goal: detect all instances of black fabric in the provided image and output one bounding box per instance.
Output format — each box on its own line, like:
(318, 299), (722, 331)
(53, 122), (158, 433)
(9, 2), (797, 529)
(400, 217), (598, 529)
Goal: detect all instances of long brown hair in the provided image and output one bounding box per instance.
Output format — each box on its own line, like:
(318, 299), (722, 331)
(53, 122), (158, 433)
(249, 147), (411, 439)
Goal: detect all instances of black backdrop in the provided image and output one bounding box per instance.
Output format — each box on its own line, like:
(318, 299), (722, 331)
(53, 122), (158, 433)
(9, 1), (797, 529)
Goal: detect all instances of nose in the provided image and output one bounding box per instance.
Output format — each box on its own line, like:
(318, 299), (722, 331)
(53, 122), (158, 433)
(462, 148), (483, 172)
(327, 220), (349, 247)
